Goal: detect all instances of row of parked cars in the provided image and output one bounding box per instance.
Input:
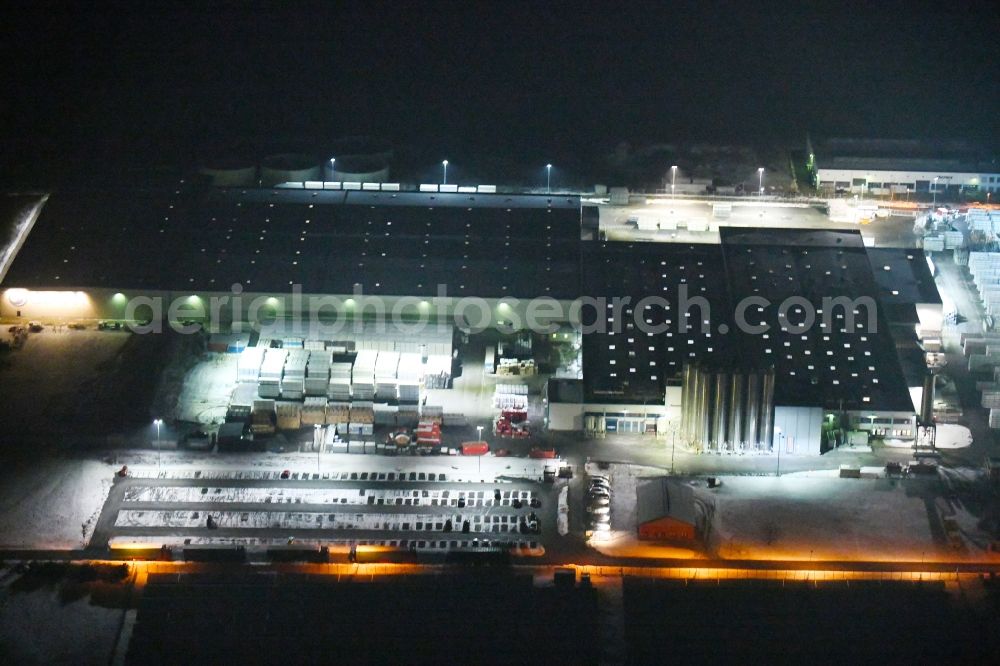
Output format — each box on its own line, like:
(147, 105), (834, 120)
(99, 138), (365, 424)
(586, 474), (611, 534)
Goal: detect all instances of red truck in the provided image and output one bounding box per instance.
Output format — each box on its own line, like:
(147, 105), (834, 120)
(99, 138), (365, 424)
(461, 441), (489, 456)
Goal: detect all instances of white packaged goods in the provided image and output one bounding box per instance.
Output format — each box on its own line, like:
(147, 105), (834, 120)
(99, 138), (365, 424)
(258, 380), (281, 399)
(304, 339), (327, 351)
(398, 382), (421, 403)
(237, 347), (265, 381)
(327, 379), (352, 400)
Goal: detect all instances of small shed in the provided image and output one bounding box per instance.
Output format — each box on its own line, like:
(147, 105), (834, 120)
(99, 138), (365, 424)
(637, 478), (698, 542)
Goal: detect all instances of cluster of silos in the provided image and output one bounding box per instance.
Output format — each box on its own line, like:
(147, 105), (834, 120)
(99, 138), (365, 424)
(260, 153), (323, 187)
(197, 157), (258, 187)
(680, 364), (776, 451)
(324, 136), (393, 184)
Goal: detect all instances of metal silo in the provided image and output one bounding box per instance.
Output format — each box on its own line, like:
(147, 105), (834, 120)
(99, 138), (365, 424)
(728, 372), (744, 446)
(745, 371), (760, 448)
(713, 372), (728, 451)
(260, 153), (322, 186)
(760, 368), (776, 451)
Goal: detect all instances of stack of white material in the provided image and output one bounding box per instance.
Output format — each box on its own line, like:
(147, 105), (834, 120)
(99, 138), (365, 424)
(259, 348), (288, 381)
(375, 351), (400, 400)
(352, 350), (378, 400)
(237, 347), (265, 382)
(305, 351), (331, 396)
(328, 361), (353, 400)
(397, 355), (422, 403)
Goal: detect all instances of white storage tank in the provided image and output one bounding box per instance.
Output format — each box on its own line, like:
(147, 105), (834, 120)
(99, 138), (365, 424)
(198, 158), (257, 187)
(260, 153), (322, 186)
(324, 155), (390, 183)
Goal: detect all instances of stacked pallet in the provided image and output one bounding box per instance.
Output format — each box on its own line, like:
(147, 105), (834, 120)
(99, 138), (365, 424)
(276, 402), (302, 430)
(305, 351), (331, 396)
(281, 337), (304, 349)
(397, 406), (420, 427)
(251, 399), (276, 435)
(280, 350), (309, 400)
(352, 350), (378, 400)
(300, 397), (327, 426)
(237, 347), (265, 382)
(420, 405), (444, 423)
(423, 355), (452, 389)
(374, 403), (398, 425)
(328, 360), (353, 401)
(327, 401), (350, 425)
(350, 401), (374, 424)
(493, 383), (529, 410)
(375, 351), (400, 401)
(304, 339), (327, 351)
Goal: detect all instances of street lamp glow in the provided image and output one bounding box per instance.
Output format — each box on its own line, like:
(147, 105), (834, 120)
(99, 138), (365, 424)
(757, 167), (765, 197)
(933, 176), (939, 206)
(670, 165), (678, 199)
(442, 160), (448, 185)
(546, 164), (552, 193)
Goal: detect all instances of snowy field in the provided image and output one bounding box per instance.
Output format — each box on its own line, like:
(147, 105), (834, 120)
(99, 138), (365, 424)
(0, 581), (123, 666)
(0, 458), (115, 548)
(587, 463), (999, 563)
(702, 475), (992, 562)
(173, 353), (238, 424)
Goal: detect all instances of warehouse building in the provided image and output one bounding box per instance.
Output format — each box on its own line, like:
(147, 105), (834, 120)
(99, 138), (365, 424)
(810, 138), (1000, 197)
(1, 184), (937, 453)
(547, 228), (933, 453)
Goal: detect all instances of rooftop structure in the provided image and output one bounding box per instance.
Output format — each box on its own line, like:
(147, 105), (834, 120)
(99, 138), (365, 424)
(3, 187), (582, 299)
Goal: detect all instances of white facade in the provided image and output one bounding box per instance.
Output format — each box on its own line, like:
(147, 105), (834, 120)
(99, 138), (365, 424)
(817, 167), (1000, 195)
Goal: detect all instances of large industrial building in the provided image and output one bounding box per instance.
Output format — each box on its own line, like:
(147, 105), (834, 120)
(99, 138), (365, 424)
(1, 180), (941, 455)
(810, 138), (1000, 197)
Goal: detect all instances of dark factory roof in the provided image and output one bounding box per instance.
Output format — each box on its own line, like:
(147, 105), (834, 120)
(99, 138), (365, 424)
(582, 228), (915, 412)
(866, 248), (941, 307)
(3, 186), (582, 299)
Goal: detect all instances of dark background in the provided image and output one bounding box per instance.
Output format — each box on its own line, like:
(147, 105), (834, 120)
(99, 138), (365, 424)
(1, 0), (997, 185)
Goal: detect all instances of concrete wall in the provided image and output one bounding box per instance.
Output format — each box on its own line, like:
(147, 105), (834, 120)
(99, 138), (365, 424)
(772, 405), (823, 455)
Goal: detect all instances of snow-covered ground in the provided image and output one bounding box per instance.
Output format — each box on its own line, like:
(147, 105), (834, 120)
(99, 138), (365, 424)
(0, 582), (123, 666)
(701, 475), (992, 562)
(0, 458), (115, 549)
(584, 462), (998, 563)
(173, 353), (238, 424)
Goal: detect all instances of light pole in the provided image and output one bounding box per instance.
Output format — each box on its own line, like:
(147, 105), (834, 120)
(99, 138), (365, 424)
(153, 419), (162, 474)
(671, 165), (678, 200)
(329, 157), (336, 178)
(546, 164), (552, 193)
(442, 160), (448, 185)
(758, 167), (765, 197)
(933, 176), (939, 207)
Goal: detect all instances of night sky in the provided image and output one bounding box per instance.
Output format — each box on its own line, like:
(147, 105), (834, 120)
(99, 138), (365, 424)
(2, 1), (997, 182)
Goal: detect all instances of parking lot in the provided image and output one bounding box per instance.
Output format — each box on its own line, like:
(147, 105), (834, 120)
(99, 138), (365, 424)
(93, 459), (559, 559)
